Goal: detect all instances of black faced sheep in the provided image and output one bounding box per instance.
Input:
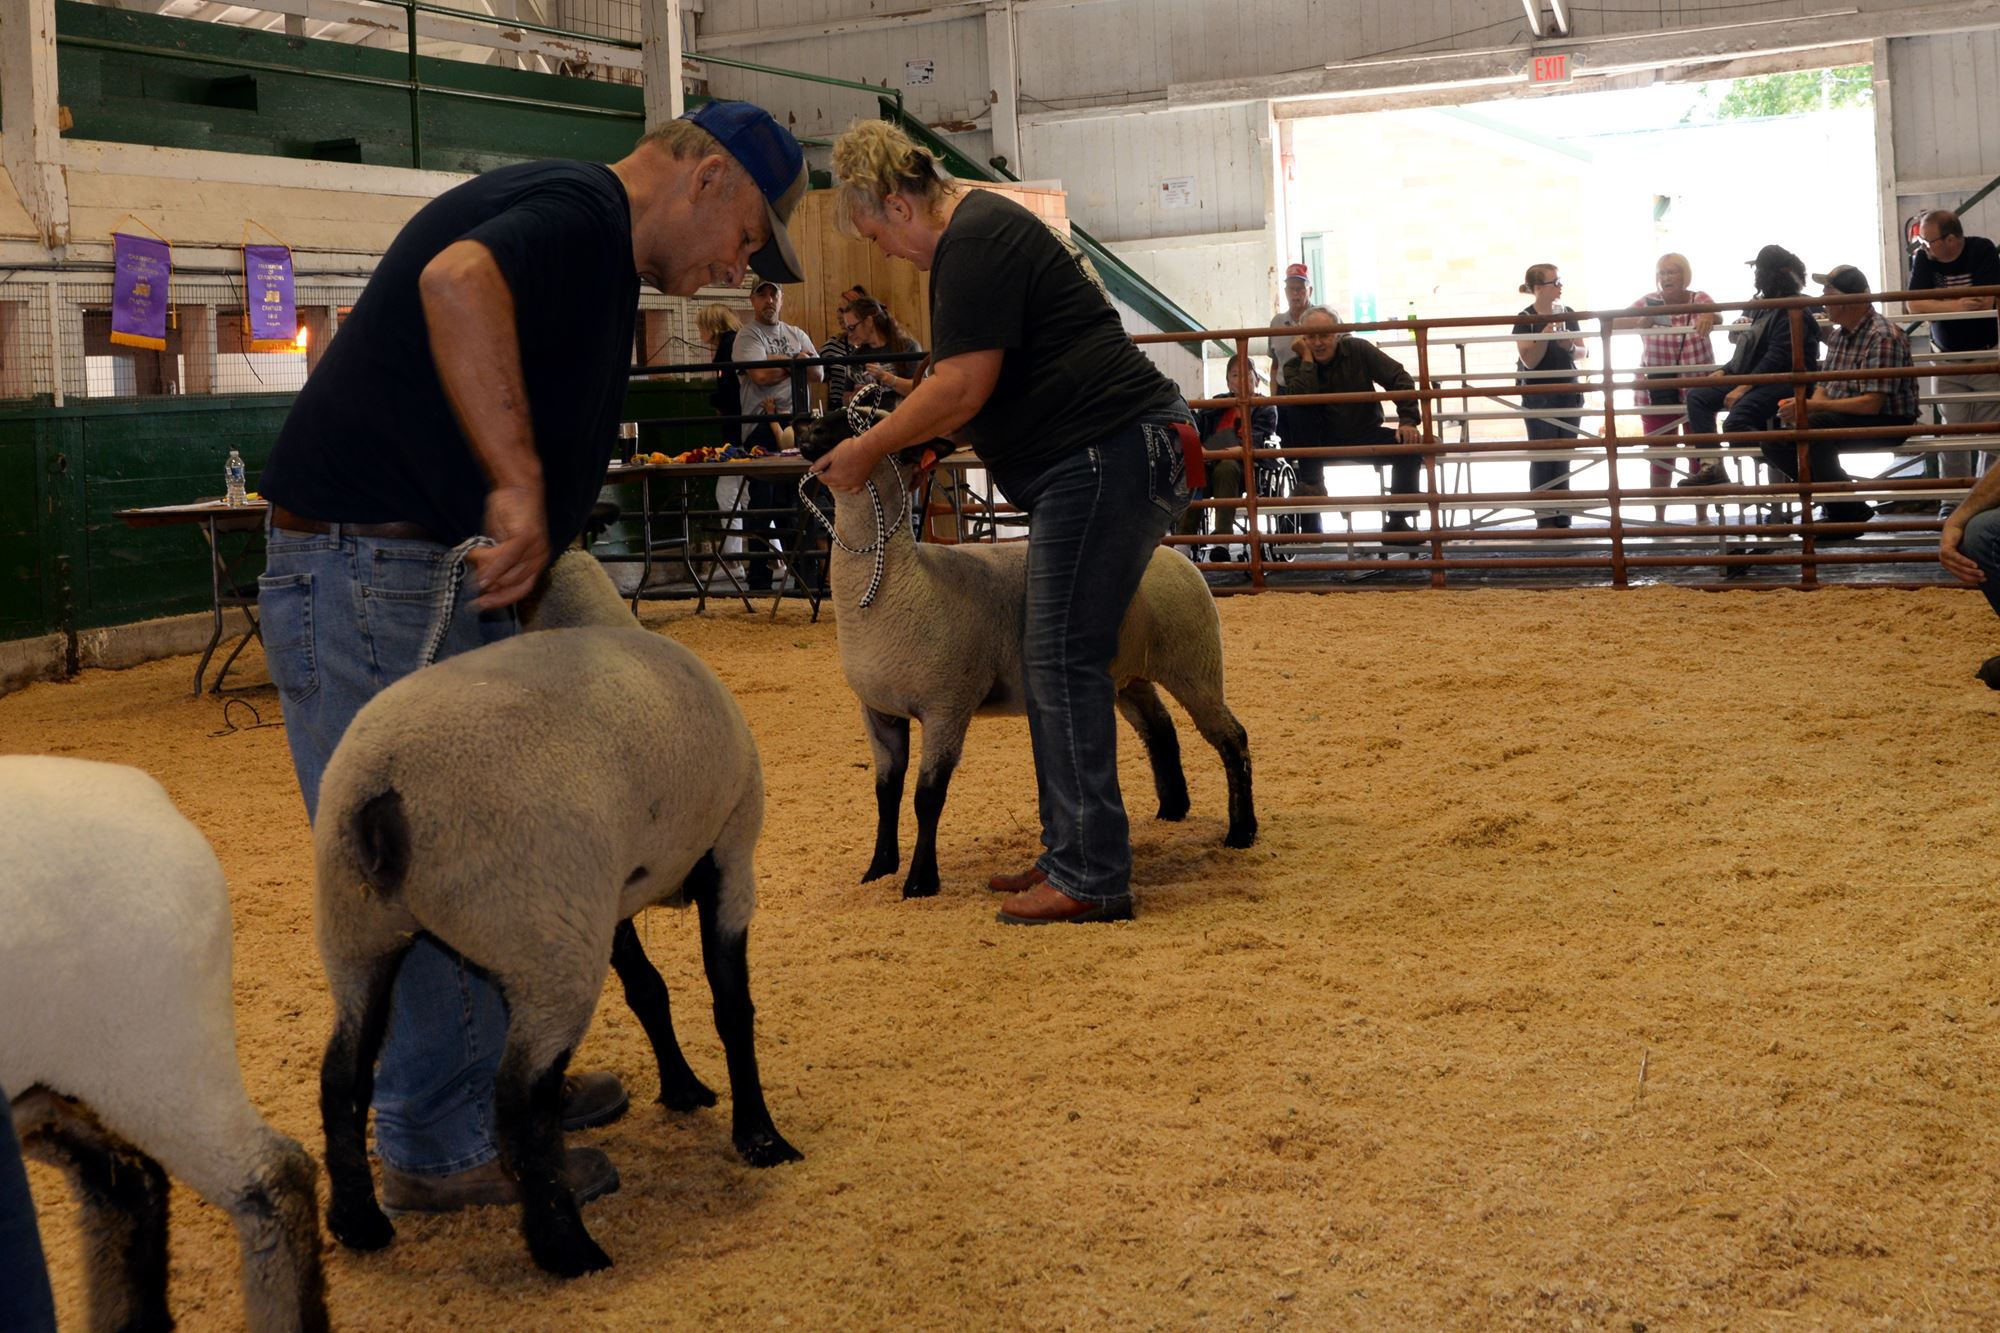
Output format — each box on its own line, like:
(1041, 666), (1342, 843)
(312, 551), (798, 1280)
(801, 420), (1256, 899)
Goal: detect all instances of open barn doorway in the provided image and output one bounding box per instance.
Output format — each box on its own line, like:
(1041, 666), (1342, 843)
(1273, 60), (1883, 529)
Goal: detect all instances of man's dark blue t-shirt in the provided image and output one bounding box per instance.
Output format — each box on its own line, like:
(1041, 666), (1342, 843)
(1910, 235), (2000, 353)
(261, 160), (637, 550)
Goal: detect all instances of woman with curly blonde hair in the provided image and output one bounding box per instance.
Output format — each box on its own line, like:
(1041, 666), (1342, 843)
(809, 118), (1194, 926)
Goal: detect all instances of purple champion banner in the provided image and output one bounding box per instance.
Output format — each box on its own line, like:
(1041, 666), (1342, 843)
(111, 232), (171, 352)
(243, 243), (297, 352)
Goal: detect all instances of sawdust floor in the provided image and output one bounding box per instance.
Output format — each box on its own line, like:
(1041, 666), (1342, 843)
(6, 587), (2000, 1330)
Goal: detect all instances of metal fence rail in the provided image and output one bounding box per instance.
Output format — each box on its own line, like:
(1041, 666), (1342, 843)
(1150, 286), (2000, 592)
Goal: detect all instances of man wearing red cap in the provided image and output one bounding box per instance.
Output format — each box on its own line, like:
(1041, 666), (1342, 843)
(1265, 262), (1314, 370)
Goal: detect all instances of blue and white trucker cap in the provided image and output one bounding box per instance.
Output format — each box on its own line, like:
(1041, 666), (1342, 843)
(681, 100), (808, 286)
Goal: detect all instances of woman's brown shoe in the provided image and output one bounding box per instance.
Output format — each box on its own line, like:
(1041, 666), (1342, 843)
(995, 882), (1132, 924)
(986, 865), (1048, 894)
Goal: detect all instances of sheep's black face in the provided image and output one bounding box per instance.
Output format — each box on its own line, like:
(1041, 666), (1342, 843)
(798, 412), (855, 463)
(796, 410), (963, 468)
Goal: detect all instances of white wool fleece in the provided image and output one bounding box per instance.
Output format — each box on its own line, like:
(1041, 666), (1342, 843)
(0, 756), (284, 1202)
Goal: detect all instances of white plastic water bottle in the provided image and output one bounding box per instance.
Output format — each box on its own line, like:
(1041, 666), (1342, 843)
(225, 449), (247, 506)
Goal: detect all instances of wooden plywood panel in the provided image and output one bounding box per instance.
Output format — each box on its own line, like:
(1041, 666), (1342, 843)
(780, 181), (1066, 353)
(66, 171), (431, 251)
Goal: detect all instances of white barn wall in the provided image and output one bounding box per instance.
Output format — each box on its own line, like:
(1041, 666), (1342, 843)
(1106, 233), (1276, 338)
(1019, 104), (1268, 243)
(699, 19), (990, 137)
(1885, 30), (2000, 285)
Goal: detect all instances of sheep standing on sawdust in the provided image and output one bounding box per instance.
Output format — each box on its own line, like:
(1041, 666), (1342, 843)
(1, 755), (327, 1333)
(800, 418), (1256, 900)
(313, 551), (799, 1280)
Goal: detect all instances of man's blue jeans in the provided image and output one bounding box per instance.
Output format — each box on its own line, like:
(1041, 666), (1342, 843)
(1012, 420), (1189, 905)
(258, 525), (516, 1176)
(1960, 508), (2000, 618)
(0, 1082), (57, 1333)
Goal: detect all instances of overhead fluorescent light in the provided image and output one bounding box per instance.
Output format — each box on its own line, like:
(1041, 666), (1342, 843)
(1519, 0), (1543, 37)
(1548, 0), (1571, 35)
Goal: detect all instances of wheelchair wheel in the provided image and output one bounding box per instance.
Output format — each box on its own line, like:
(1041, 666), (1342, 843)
(1254, 457), (1300, 564)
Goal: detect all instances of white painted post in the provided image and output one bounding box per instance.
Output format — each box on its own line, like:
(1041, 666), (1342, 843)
(986, 1), (1021, 176)
(642, 0), (686, 128)
(0, 0), (71, 250)
(1871, 38), (1905, 297)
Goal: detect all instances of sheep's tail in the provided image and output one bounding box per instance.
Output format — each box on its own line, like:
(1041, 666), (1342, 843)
(351, 788), (411, 900)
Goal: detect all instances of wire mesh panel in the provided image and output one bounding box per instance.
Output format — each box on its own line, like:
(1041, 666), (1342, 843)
(0, 276), (58, 403)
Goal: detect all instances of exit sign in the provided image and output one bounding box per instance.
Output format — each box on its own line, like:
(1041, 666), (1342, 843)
(1531, 53), (1572, 84)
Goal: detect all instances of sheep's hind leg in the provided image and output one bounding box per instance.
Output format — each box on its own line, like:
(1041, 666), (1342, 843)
(690, 852), (802, 1168)
(610, 917), (717, 1112)
(903, 714), (969, 899)
(861, 707), (910, 883)
(493, 1035), (609, 1278)
(319, 944), (408, 1253)
(1117, 679), (1191, 821)
(14, 1090), (173, 1333)
(1164, 678), (1258, 848)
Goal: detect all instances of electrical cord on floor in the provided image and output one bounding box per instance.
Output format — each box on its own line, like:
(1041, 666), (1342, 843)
(209, 695), (283, 739)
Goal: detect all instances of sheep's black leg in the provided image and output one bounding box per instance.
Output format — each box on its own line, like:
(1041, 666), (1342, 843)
(19, 1095), (172, 1333)
(690, 857), (801, 1169)
(1197, 706), (1257, 849)
(861, 707), (910, 883)
(902, 749), (960, 899)
(495, 1044), (608, 1277)
(1116, 679), (1190, 822)
(319, 947), (406, 1252)
(610, 917), (716, 1112)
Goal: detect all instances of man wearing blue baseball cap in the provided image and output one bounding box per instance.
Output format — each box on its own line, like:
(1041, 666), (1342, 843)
(257, 102), (806, 1217)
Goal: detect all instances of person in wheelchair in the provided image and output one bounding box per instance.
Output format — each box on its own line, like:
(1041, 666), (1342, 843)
(1179, 352), (1278, 560)
(1275, 306), (1424, 533)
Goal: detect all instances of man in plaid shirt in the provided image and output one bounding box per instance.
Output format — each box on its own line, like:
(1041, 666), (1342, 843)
(1766, 265), (1917, 527)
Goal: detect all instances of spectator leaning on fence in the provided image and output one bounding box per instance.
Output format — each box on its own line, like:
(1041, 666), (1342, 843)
(1276, 306), (1424, 533)
(1766, 266), (1917, 529)
(1906, 209), (2000, 487)
(1681, 243), (1822, 490)
(1512, 263), (1587, 529)
(729, 277), (823, 589)
(1613, 253), (1717, 508)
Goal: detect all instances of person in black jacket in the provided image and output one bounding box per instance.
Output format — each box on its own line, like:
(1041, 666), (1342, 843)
(1681, 243), (1821, 487)
(1180, 352), (1279, 558)
(697, 302), (743, 444)
(1276, 307), (1424, 532)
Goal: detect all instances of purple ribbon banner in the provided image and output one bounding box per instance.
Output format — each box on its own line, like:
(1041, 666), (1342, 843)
(110, 232), (171, 351)
(243, 243), (297, 353)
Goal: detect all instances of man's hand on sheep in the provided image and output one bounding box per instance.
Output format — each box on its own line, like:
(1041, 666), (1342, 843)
(468, 482), (550, 608)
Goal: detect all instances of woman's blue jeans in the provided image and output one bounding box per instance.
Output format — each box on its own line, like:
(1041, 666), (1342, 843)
(1011, 419), (1190, 905)
(258, 525), (516, 1176)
